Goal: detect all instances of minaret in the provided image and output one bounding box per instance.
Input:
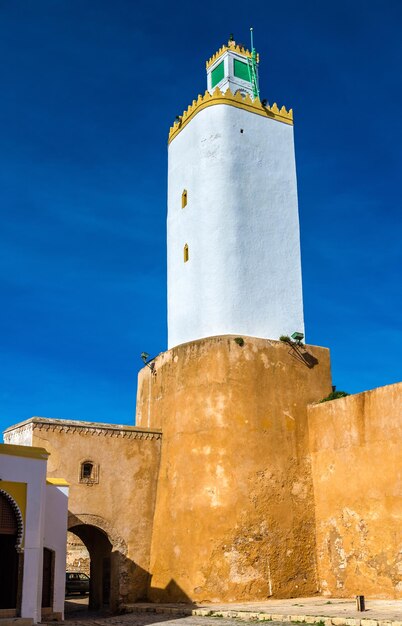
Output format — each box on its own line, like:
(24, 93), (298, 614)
(167, 38), (304, 348)
(136, 39), (333, 603)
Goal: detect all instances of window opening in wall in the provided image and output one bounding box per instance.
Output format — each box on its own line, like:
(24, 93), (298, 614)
(79, 461), (99, 484)
(181, 189), (187, 208)
(82, 463), (93, 479)
(184, 244), (189, 263)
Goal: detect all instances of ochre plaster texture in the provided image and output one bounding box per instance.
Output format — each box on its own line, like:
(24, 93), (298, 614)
(136, 335), (332, 602)
(5, 419), (162, 607)
(308, 382), (402, 598)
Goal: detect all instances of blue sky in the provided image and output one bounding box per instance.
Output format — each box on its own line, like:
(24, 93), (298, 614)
(1, 1), (401, 434)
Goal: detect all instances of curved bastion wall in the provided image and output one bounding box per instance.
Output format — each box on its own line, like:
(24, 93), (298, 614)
(136, 335), (332, 601)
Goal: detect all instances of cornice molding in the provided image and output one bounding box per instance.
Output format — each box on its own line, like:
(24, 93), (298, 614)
(169, 87), (293, 144)
(4, 418), (162, 441)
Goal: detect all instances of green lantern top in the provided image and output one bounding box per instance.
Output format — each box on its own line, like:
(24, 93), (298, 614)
(206, 31), (260, 100)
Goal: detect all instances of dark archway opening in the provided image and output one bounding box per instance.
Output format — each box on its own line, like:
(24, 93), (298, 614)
(0, 493), (20, 611)
(68, 524), (112, 611)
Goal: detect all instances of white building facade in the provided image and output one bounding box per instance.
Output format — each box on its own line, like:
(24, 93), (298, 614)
(0, 444), (69, 624)
(167, 40), (304, 349)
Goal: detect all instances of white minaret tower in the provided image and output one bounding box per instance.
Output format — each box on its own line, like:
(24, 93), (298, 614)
(167, 37), (304, 349)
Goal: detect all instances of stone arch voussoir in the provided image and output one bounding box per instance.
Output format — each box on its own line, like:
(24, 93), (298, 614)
(67, 512), (127, 555)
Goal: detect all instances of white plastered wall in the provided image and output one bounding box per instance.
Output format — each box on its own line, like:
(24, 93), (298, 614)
(4, 422), (34, 446)
(167, 103), (304, 349)
(44, 484), (69, 619)
(0, 450), (69, 623)
(0, 453), (46, 623)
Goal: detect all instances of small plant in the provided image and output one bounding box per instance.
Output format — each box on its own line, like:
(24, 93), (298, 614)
(279, 335), (291, 343)
(320, 391), (349, 403)
(234, 337), (244, 346)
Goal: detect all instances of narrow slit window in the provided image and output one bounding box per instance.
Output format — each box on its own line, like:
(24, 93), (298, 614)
(184, 244), (189, 263)
(181, 189), (187, 208)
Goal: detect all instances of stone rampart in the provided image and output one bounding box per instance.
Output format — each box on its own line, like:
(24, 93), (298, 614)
(136, 335), (332, 601)
(308, 382), (402, 598)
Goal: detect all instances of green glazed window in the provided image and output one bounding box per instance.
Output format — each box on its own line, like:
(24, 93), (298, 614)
(234, 59), (250, 82)
(211, 61), (224, 88)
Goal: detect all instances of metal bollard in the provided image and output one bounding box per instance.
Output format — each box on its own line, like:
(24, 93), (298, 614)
(356, 595), (365, 612)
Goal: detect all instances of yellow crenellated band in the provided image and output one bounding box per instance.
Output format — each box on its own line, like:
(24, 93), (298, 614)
(168, 87), (293, 144)
(206, 40), (259, 69)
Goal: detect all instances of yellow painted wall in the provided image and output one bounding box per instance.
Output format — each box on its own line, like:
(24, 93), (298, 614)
(308, 382), (402, 598)
(136, 335), (332, 602)
(1, 481), (27, 522)
(0, 481), (27, 546)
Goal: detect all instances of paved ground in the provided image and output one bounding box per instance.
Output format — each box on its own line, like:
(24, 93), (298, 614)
(62, 597), (402, 626)
(65, 597), (89, 614)
(64, 612), (275, 626)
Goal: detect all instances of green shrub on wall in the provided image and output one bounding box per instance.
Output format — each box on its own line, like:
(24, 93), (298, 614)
(320, 390), (349, 403)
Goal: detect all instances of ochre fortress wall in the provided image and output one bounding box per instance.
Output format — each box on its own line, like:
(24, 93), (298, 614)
(136, 335), (332, 601)
(308, 382), (402, 599)
(4, 340), (402, 604)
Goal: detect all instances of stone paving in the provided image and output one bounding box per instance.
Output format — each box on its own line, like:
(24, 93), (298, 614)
(59, 598), (402, 626)
(123, 598), (402, 626)
(64, 613), (270, 626)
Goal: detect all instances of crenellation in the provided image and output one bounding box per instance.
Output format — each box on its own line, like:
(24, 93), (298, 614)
(205, 40), (259, 69)
(168, 86), (293, 143)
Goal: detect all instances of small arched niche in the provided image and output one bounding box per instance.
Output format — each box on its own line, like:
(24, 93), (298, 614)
(181, 189), (187, 209)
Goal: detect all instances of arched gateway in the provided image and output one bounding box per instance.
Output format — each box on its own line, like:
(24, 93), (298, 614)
(68, 513), (127, 611)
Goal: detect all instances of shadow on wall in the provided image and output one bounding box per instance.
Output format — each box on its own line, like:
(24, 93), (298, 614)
(148, 578), (197, 604)
(287, 343), (319, 369)
(67, 512), (195, 611)
(116, 552), (196, 606)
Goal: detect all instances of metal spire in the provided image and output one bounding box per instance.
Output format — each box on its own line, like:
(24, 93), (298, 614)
(248, 27), (260, 99)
